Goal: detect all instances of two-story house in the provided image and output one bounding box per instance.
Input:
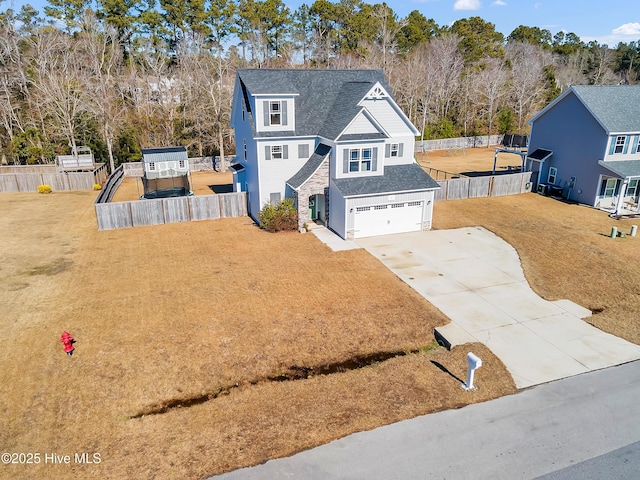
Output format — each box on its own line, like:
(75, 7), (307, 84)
(229, 69), (439, 239)
(527, 85), (640, 215)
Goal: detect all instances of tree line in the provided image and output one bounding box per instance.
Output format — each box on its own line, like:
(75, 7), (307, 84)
(1, 0), (639, 168)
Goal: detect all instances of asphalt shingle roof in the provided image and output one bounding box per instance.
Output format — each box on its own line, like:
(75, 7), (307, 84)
(572, 85), (640, 133)
(332, 163), (440, 197)
(237, 69), (391, 140)
(141, 146), (188, 163)
(286, 143), (332, 190)
(601, 160), (640, 178)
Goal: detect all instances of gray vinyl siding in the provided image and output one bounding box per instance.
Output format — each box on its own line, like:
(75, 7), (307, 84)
(258, 140), (309, 210)
(361, 98), (411, 135)
(328, 181), (347, 238)
(384, 136), (415, 166)
(528, 91), (610, 206)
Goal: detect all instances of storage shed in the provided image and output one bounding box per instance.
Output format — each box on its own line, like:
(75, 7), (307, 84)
(141, 146), (192, 199)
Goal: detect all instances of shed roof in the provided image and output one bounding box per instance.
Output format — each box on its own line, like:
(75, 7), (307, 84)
(236, 69), (393, 140)
(141, 146), (188, 163)
(332, 164), (439, 197)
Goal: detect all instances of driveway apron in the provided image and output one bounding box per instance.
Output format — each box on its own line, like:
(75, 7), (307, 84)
(357, 226), (640, 388)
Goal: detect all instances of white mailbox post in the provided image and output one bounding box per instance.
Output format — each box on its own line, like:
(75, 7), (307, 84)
(463, 352), (482, 391)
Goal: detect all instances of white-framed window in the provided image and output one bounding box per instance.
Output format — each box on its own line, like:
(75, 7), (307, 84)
(242, 99), (246, 122)
(270, 101), (281, 126)
(179, 159), (186, 168)
(271, 145), (283, 159)
(615, 136), (626, 154)
(628, 179), (639, 197)
(349, 148), (372, 172)
(149, 162), (156, 171)
(548, 166), (557, 184)
(243, 139), (247, 161)
(390, 144), (399, 157)
(637, 140), (640, 154)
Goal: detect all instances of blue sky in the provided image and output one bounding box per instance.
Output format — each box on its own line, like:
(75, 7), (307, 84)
(4, 0), (640, 47)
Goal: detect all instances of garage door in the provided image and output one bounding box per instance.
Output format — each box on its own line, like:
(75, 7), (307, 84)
(354, 201), (423, 238)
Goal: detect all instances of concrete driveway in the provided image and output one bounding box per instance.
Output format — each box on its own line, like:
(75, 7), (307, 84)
(357, 227), (640, 388)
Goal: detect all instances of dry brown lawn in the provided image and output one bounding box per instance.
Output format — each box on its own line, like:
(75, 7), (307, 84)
(0, 188), (515, 480)
(111, 171), (234, 202)
(416, 146), (523, 176)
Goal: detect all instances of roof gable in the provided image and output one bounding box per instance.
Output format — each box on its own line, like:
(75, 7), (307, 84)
(235, 69), (396, 140)
(531, 85), (640, 134)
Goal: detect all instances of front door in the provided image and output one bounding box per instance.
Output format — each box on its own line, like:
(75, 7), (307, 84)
(309, 196), (317, 220)
(598, 177), (620, 209)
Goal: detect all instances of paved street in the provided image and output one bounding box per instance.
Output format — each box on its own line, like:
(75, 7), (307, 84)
(211, 360), (640, 479)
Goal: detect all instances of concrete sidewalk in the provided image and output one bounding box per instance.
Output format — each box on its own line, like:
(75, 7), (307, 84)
(357, 227), (640, 388)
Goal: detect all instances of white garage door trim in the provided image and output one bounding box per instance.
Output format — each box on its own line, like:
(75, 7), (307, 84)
(354, 201), (423, 238)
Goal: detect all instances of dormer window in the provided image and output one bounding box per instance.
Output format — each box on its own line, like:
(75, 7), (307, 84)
(349, 148), (372, 172)
(614, 136), (626, 154)
(270, 101), (281, 125)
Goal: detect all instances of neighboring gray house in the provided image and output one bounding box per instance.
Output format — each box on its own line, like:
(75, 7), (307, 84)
(527, 85), (640, 215)
(229, 68), (439, 239)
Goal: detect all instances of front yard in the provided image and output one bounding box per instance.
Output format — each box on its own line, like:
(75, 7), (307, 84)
(0, 190), (514, 480)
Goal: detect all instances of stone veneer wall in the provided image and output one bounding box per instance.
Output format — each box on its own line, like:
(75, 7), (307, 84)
(294, 158), (329, 231)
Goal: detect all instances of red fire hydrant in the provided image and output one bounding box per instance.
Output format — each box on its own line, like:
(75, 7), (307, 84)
(60, 331), (75, 356)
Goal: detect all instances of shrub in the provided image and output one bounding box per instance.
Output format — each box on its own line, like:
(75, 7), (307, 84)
(258, 198), (298, 232)
(93, 183), (102, 190)
(37, 184), (52, 194)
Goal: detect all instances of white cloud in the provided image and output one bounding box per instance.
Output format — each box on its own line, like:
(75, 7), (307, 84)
(612, 22), (640, 36)
(454, 0), (482, 11)
(492, 0), (507, 6)
(534, 2), (542, 9)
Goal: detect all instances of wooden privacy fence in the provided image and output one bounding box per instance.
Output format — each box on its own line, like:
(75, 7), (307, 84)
(415, 135), (503, 152)
(95, 192), (247, 230)
(0, 164), (108, 193)
(434, 172), (532, 202)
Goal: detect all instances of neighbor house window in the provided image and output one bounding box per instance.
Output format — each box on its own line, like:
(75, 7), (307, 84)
(270, 101), (281, 125)
(548, 166), (557, 184)
(628, 179), (639, 197)
(271, 145), (283, 159)
(149, 162), (156, 171)
(349, 148), (372, 172)
(243, 139), (247, 161)
(615, 136), (626, 154)
(390, 144), (399, 157)
(242, 99), (246, 122)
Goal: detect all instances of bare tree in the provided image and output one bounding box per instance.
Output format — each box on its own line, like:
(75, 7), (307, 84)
(506, 42), (548, 131)
(472, 56), (508, 143)
(28, 29), (89, 158)
(77, 16), (126, 172)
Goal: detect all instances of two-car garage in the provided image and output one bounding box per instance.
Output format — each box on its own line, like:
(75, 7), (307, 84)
(353, 201), (424, 238)
(330, 163), (440, 240)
